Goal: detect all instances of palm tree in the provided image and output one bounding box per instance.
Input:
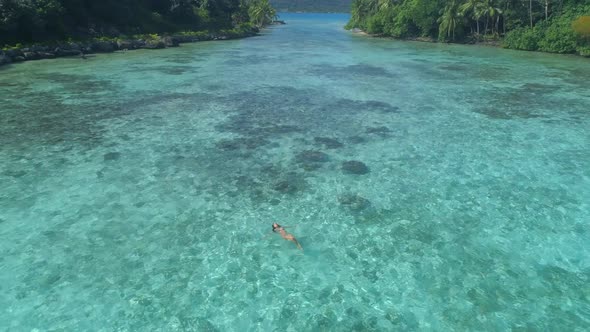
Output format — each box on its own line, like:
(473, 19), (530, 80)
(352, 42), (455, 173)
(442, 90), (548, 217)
(439, 0), (463, 41)
(348, 0), (380, 30)
(349, 0), (370, 28)
(479, 0), (502, 34)
(529, 0), (533, 27)
(247, 0), (276, 27)
(377, 0), (392, 11)
(460, 0), (485, 35)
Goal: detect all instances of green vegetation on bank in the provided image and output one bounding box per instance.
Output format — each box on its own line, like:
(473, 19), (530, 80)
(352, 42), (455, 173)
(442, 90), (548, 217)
(270, 0), (351, 12)
(346, 0), (590, 56)
(0, 0), (277, 46)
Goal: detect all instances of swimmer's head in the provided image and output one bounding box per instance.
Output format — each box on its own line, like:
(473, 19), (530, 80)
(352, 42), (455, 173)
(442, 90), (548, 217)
(272, 223), (281, 232)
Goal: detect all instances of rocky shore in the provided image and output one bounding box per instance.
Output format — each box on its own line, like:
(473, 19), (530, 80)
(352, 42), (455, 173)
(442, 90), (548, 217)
(0, 28), (259, 67)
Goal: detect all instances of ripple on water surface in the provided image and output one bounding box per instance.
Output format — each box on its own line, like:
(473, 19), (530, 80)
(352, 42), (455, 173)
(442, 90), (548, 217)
(1, 13), (589, 331)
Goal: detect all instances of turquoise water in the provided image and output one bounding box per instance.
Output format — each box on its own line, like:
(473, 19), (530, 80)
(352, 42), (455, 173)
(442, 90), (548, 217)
(1, 13), (590, 330)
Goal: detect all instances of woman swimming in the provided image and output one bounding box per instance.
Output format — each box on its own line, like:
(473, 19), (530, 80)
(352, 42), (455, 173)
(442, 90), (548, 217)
(272, 223), (303, 250)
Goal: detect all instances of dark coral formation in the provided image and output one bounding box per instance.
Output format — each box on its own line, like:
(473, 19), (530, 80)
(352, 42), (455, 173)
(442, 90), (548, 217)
(271, 172), (307, 194)
(314, 137), (343, 149)
(296, 150), (330, 163)
(216, 137), (270, 151)
(347, 136), (367, 144)
(342, 160), (370, 174)
(365, 126), (391, 134)
(338, 193), (371, 211)
(309, 63), (396, 79)
(103, 152), (121, 161)
(325, 99), (400, 115)
(3, 170), (27, 178)
(295, 150), (330, 171)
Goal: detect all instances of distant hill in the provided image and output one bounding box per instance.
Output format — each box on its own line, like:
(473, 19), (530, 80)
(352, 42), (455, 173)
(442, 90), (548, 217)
(270, 0), (351, 13)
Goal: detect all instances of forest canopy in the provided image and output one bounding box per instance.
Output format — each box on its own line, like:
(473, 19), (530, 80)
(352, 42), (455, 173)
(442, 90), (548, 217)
(345, 0), (590, 55)
(0, 0), (277, 45)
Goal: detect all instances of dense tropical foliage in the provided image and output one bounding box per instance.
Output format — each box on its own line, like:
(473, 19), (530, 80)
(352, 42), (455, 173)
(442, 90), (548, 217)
(247, 0), (277, 26)
(0, 0), (277, 45)
(346, 0), (590, 55)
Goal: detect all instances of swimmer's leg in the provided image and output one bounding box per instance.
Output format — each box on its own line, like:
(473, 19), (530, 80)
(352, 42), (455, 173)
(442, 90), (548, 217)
(292, 238), (303, 250)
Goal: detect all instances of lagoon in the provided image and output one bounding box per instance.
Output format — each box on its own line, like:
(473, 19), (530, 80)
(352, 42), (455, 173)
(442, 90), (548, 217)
(1, 13), (589, 331)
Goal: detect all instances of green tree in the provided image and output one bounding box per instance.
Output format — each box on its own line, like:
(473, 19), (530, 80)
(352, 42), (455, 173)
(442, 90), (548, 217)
(247, 0), (276, 27)
(460, 0), (486, 35)
(439, 0), (464, 40)
(0, 0), (275, 45)
(479, 0), (502, 34)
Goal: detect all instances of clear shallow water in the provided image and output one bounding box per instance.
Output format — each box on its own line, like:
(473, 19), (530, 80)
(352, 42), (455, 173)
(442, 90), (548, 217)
(1, 12), (589, 331)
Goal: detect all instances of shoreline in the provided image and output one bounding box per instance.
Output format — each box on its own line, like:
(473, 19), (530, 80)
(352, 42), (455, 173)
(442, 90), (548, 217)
(0, 27), (259, 68)
(351, 29), (502, 47)
(350, 29), (590, 57)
